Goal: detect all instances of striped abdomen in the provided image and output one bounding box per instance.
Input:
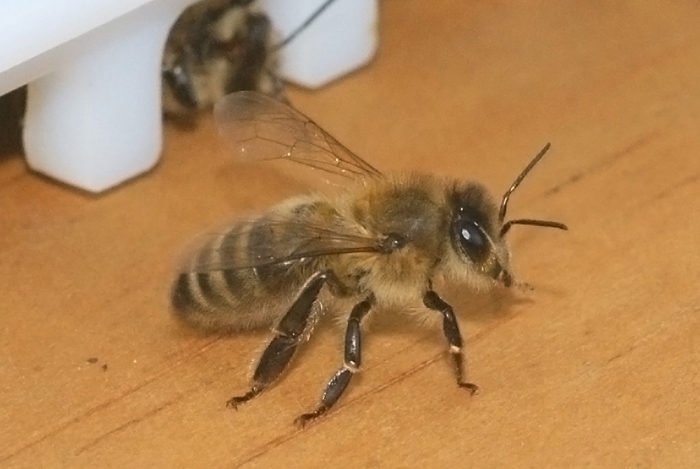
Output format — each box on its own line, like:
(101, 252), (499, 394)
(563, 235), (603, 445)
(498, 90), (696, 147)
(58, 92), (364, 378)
(171, 198), (334, 331)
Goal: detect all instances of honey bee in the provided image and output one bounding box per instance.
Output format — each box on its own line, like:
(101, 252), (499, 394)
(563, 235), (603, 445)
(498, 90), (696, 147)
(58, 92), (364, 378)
(162, 0), (337, 122)
(162, 0), (282, 121)
(171, 91), (568, 427)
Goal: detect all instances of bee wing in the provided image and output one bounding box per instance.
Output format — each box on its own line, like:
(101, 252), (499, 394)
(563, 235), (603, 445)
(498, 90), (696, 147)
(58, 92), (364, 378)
(180, 217), (384, 273)
(213, 91), (383, 180)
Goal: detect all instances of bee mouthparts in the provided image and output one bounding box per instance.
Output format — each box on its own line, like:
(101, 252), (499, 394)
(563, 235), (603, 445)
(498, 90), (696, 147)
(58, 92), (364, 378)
(499, 269), (513, 288)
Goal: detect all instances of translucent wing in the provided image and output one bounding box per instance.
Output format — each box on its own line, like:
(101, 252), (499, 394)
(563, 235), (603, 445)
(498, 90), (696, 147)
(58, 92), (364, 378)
(180, 216), (385, 274)
(213, 91), (383, 180)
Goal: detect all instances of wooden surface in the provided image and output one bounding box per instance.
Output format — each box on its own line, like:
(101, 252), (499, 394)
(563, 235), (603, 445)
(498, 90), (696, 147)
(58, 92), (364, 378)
(2, 1), (700, 467)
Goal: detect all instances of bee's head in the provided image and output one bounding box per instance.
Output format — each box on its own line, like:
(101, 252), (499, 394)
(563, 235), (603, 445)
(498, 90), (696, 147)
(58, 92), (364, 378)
(446, 182), (512, 288)
(446, 144), (567, 289)
(162, 50), (202, 121)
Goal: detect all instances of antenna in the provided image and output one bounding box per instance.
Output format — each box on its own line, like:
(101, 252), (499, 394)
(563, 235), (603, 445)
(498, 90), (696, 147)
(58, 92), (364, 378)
(498, 143), (568, 237)
(273, 0), (338, 51)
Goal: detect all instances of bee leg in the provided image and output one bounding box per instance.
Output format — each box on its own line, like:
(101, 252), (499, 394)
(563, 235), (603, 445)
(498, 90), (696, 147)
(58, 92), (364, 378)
(226, 271), (329, 409)
(294, 295), (374, 428)
(423, 290), (479, 394)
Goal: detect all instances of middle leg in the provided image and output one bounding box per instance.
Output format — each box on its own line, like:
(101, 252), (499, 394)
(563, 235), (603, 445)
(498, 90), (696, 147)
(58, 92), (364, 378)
(294, 294), (374, 427)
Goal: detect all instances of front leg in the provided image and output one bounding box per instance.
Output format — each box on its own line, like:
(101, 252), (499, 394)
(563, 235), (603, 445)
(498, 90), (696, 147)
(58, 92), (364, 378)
(294, 294), (374, 427)
(423, 290), (479, 394)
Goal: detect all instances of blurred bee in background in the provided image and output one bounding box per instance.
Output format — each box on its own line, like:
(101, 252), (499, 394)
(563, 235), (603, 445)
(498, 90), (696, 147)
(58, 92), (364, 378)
(162, 0), (280, 121)
(162, 0), (336, 123)
(171, 91), (568, 427)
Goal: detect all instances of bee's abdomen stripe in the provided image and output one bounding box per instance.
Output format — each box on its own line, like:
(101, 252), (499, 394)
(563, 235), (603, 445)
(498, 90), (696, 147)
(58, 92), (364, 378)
(172, 272), (214, 312)
(172, 273), (195, 312)
(223, 268), (245, 293)
(172, 220), (261, 314)
(213, 222), (254, 305)
(196, 272), (230, 309)
(199, 228), (241, 307)
(205, 270), (239, 306)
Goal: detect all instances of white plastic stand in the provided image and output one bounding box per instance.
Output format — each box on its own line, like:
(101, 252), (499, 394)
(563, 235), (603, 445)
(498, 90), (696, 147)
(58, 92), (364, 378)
(0, 0), (378, 193)
(0, 0), (196, 192)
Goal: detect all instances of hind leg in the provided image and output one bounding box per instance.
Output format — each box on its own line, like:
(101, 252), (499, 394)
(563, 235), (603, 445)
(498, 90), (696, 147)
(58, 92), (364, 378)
(227, 271), (329, 408)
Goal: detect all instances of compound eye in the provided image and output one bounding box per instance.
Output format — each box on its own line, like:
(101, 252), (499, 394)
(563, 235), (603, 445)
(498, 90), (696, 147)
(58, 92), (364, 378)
(162, 64), (198, 109)
(457, 219), (490, 263)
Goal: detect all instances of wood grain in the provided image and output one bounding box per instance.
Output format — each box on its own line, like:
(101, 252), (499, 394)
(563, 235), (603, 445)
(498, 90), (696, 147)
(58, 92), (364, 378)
(1, 1), (699, 467)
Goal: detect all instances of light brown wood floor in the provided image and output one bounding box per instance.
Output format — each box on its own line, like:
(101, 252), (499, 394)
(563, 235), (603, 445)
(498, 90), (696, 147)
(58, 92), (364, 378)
(2, 1), (699, 467)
